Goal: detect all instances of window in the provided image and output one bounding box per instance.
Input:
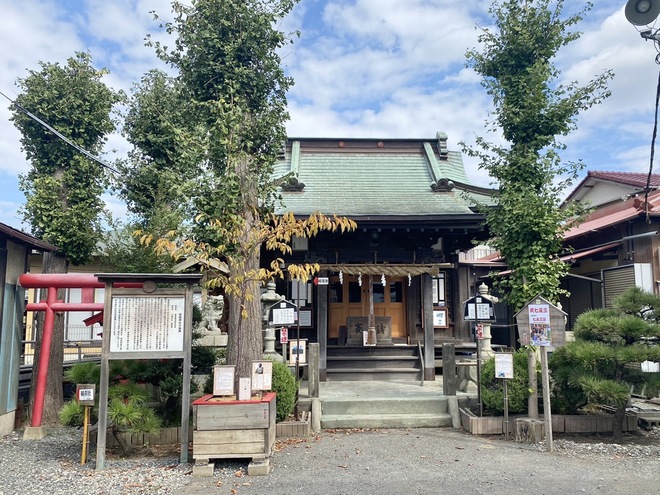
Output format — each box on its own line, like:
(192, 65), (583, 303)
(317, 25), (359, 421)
(348, 282), (362, 303)
(389, 281), (403, 303)
(330, 282), (343, 303)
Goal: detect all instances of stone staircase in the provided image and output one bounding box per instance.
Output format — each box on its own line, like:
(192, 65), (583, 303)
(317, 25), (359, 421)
(326, 345), (422, 381)
(320, 391), (452, 429)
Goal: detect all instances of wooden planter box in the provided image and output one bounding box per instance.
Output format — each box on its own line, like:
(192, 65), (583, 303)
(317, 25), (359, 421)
(460, 408), (503, 435)
(460, 408), (638, 435)
(192, 392), (276, 462)
(553, 413), (637, 433)
(276, 412), (311, 438)
(92, 426), (190, 448)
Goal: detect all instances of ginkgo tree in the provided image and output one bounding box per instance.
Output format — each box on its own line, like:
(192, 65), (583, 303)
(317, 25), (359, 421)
(10, 52), (122, 424)
(136, 0), (357, 382)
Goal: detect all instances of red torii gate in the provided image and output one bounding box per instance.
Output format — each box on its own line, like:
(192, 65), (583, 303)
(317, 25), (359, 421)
(19, 273), (141, 430)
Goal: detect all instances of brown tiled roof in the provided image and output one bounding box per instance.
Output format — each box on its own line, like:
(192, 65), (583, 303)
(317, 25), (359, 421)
(0, 222), (56, 251)
(564, 189), (660, 240)
(586, 171), (660, 188)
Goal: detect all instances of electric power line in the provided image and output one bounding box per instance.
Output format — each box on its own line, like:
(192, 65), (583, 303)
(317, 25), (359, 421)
(0, 90), (120, 175)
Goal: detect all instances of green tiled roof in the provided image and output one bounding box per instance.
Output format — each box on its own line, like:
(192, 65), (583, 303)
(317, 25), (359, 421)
(275, 134), (495, 218)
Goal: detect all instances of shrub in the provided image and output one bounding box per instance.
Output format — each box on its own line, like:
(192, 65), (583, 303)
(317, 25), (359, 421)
(64, 361), (101, 386)
(59, 400), (88, 427)
(270, 360), (299, 422)
(480, 350), (535, 415)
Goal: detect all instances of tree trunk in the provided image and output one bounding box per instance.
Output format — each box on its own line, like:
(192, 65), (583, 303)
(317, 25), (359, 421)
(612, 403), (626, 442)
(29, 251), (67, 425)
(226, 157), (263, 389)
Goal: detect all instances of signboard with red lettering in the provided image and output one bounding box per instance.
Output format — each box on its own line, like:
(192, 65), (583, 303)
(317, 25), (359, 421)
(528, 303), (551, 346)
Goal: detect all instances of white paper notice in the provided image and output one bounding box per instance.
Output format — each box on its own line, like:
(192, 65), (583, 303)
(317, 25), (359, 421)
(110, 296), (185, 353)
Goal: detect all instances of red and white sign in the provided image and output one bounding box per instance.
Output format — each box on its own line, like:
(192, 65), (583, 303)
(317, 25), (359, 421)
(280, 327), (288, 343)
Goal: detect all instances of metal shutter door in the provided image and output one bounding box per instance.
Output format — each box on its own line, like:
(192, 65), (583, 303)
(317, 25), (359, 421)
(602, 266), (634, 308)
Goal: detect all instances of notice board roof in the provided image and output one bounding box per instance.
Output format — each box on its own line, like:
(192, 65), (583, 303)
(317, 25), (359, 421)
(95, 273), (203, 284)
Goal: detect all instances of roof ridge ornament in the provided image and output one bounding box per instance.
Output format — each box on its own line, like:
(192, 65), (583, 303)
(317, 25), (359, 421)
(281, 176), (305, 191)
(431, 177), (454, 192)
(436, 131), (449, 157)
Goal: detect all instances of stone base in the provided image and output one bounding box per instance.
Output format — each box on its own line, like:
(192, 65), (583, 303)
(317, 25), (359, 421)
(0, 411), (15, 437)
(23, 425), (47, 440)
(197, 332), (228, 347)
(193, 460), (215, 477)
(248, 457), (271, 476)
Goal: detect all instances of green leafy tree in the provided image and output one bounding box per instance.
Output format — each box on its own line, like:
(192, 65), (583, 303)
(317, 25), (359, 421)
(144, 0), (352, 383)
(10, 51), (122, 424)
(464, 0), (613, 310)
(116, 69), (199, 230)
(550, 287), (660, 440)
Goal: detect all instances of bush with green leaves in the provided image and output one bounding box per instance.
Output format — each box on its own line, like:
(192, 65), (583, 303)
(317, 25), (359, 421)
(480, 349), (536, 415)
(270, 360), (299, 422)
(549, 287), (660, 439)
(59, 399), (92, 427)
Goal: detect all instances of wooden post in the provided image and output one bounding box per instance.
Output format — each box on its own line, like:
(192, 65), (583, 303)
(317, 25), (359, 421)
(308, 343), (320, 398)
(81, 406), (90, 464)
(442, 343), (456, 395)
(421, 274), (435, 381)
(316, 273), (328, 381)
(540, 346), (553, 452)
(527, 348), (538, 419)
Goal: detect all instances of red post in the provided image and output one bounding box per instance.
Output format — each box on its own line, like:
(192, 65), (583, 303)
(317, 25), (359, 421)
(31, 286), (57, 428)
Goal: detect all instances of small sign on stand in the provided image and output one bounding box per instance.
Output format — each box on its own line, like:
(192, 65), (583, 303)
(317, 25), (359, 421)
(494, 353), (514, 441)
(76, 384), (96, 465)
(238, 377), (252, 401)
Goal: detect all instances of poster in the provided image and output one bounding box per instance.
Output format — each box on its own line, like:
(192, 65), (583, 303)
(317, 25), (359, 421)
(433, 309), (448, 328)
(251, 361), (273, 391)
(495, 353), (514, 379)
(212, 365), (235, 396)
(529, 304), (551, 346)
(289, 339), (307, 363)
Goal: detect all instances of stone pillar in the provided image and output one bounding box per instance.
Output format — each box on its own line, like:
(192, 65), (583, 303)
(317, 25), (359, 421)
(261, 281), (284, 362)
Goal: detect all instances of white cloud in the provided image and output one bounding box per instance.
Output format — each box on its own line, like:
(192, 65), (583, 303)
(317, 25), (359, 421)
(1, 0), (659, 227)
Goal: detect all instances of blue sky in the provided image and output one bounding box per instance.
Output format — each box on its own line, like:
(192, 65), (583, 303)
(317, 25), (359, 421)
(1, 0), (658, 230)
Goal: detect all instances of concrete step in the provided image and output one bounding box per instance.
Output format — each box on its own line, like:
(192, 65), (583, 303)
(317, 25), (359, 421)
(321, 412), (453, 429)
(326, 369), (421, 381)
(327, 346), (418, 358)
(322, 396), (448, 416)
(327, 356), (419, 369)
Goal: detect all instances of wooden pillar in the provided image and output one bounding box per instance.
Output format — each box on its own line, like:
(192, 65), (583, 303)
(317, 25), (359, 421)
(316, 271), (328, 381)
(308, 343), (320, 398)
(442, 342), (456, 395)
(422, 273), (435, 381)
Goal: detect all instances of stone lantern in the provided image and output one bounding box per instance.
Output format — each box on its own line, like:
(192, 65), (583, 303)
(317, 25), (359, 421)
(477, 283), (498, 359)
(261, 280), (284, 362)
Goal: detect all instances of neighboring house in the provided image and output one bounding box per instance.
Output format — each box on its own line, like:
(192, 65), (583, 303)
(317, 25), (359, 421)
(0, 223), (55, 436)
(268, 133), (496, 381)
(457, 171), (660, 336)
(559, 171), (660, 330)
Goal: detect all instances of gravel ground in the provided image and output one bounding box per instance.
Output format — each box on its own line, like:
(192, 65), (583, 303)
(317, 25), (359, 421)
(2, 427), (659, 495)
